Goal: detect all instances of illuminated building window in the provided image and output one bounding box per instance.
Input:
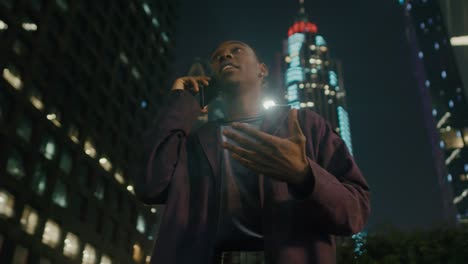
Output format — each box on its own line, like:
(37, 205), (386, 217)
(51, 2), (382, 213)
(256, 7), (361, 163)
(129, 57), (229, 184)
(28, 87), (44, 110)
(55, 0), (68, 11)
(133, 243), (144, 263)
(99, 156), (112, 172)
(299, 103), (306, 108)
(432, 109), (437, 117)
(119, 52), (129, 64)
(287, 84), (298, 101)
(425, 80), (430, 87)
(52, 179), (68, 208)
(22, 22), (37, 31)
(306, 102), (314, 107)
(151, 17), (159, 28)
(21, 206), (39, 235)
(440, 129), (464, 149)
(12, 245), (29, 264)
(447, 174), (453, 182)
(82, 244), (97, 264)
(46, 110), (62, 127)
(84, 139), (97, 158)
(441, 70), (447, 79)
(132, 67), (141, 80)
(39, 136), (57, 160)
(0, 19), (8, 30)
(418, 51), (424, 59)
(309, 45), (316, 50)
(145, 256), (151, 264)
(434, 42), (440, 50)
(100, 255), (112, 264)
(137, 214), (146, 233)
(315, 35), (326, 46)
(142, 2), (151, 15)
(161, 32), (169, 43)
(114, 170), (125, 185)
(2, 66), (23, 90)
(63, 232), (80, 259)
(0, 190), (15, 218)
(68, 124), (80, 143)
(329, 71), (338, 86)
(31, 163), (47, 196)
(94, 177), (104, 200)
(448, 100), (454, 108)
(42, 220), (61, 248)
(16, 116), (32, 142)
(289, 101), (300, 109)
(59, 150), (73, 174)
(6, 149), (26, 179)
(319, 46), (327, 52)
(286, 67), (304, 83)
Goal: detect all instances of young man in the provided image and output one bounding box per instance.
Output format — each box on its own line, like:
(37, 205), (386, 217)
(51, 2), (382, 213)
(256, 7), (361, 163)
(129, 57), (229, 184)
(133, 41), (371, 264)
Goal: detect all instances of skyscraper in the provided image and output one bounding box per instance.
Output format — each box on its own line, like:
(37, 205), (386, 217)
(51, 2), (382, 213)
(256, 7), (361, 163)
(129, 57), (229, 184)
(400, 0), (467, 224)
(283, 0), (353, 154)
(0, 0), (177, 263)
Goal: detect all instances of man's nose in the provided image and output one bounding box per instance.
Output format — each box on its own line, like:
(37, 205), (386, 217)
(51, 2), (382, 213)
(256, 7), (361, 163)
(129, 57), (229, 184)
(219, 51), (233, 62)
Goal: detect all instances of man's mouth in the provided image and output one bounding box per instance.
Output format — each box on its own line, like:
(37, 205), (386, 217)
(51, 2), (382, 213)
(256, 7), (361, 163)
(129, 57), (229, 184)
(220, 63), (238, 73)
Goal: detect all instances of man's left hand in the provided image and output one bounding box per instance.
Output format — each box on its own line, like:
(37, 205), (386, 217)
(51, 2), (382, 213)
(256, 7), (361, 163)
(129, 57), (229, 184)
(222, 109), (310, 185)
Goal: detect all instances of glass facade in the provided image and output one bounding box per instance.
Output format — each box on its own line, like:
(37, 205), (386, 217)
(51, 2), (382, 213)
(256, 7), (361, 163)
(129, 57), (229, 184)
(0, 0), (176, 262)
(401, 0), (468, 223)
(283, 0), (354, 154)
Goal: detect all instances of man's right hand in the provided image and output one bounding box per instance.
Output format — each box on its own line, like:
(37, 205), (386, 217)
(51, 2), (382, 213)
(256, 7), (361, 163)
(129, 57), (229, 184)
(171, 76), (211, 94)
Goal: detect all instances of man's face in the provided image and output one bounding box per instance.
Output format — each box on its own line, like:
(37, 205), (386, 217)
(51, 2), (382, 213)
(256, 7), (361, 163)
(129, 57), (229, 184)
(209, 41), (265, 91)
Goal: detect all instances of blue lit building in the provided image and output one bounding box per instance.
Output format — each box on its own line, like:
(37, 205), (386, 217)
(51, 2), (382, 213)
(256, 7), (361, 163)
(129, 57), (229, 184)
(400, 0), (468, 224)
(283, 0), (353, 154)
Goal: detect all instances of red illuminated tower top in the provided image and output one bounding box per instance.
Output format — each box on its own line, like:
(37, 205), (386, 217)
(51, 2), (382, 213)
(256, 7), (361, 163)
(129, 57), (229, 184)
(288, 0), (318, 36)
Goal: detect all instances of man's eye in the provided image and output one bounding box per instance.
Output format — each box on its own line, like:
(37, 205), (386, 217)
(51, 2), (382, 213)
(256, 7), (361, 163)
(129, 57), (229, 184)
(232, 48), (242, 54)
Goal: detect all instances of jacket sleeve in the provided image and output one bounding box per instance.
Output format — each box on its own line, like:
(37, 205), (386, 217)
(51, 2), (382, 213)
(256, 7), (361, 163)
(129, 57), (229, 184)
(287, 111), (371, 236)
(132, 89), (201, 204)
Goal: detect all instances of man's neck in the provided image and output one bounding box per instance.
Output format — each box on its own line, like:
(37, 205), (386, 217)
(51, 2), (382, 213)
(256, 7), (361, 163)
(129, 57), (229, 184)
(223, 88), (264, 121)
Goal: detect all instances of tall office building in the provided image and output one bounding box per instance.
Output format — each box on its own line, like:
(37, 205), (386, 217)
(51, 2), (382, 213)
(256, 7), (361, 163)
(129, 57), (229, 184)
(400, 0), (467, 224)
(0, 0), (177, 263)
(283, 0), (353, 154)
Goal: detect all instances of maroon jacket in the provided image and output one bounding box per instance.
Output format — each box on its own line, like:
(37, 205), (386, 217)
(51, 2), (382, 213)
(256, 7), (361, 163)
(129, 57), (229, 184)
(133, 90), (371, 264)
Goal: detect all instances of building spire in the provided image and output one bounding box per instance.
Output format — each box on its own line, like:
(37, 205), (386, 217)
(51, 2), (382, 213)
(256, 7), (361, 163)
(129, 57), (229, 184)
(298, 0), (308, 21)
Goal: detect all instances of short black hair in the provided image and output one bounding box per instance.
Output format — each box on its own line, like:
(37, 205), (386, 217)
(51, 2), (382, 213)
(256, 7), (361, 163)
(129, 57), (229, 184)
(208, 40), (264, 63)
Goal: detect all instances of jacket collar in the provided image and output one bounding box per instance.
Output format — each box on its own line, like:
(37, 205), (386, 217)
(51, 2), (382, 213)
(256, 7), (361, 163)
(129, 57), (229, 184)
(196, 106), (291, 180)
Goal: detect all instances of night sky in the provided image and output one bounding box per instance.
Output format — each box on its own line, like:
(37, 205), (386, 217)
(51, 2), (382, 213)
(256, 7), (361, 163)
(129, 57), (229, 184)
(171, 0), (447, 231)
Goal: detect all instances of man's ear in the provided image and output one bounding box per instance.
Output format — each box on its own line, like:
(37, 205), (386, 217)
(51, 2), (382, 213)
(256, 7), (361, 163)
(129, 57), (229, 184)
(258, 62), (269, 78)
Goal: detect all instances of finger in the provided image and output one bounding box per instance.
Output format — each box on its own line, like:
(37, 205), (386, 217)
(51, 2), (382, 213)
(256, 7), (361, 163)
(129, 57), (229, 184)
(288, 109), (304, 137)
(231, 123), (280, 146)
(231, 153), (281, 177)
(222, 142), (272, 167)
(188, 79), (199, 93)
(223, 129), (273, 154)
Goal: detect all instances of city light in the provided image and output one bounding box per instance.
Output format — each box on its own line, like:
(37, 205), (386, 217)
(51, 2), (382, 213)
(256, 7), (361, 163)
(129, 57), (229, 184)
(262, 99), (276, 110)
(3, 68), (23, 90)
(0, 20), (8, 30)
(30, 95), (44, 110)
(22, 22), (38, 31)
(99, 157), (113, 172)
(450, 35), (468, 46)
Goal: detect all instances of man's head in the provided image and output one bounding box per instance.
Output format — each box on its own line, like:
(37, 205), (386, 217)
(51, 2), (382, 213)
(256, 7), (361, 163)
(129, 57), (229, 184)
(209, 40), (269, 96)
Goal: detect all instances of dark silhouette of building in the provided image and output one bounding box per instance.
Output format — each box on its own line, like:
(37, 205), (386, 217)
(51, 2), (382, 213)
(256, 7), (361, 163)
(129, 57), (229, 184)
(0, 0), (177, 263)
(400, 0), (467, 225)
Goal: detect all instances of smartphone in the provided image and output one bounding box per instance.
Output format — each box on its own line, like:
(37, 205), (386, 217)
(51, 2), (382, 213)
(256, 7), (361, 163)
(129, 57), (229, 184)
(197, 76), (220, 109)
